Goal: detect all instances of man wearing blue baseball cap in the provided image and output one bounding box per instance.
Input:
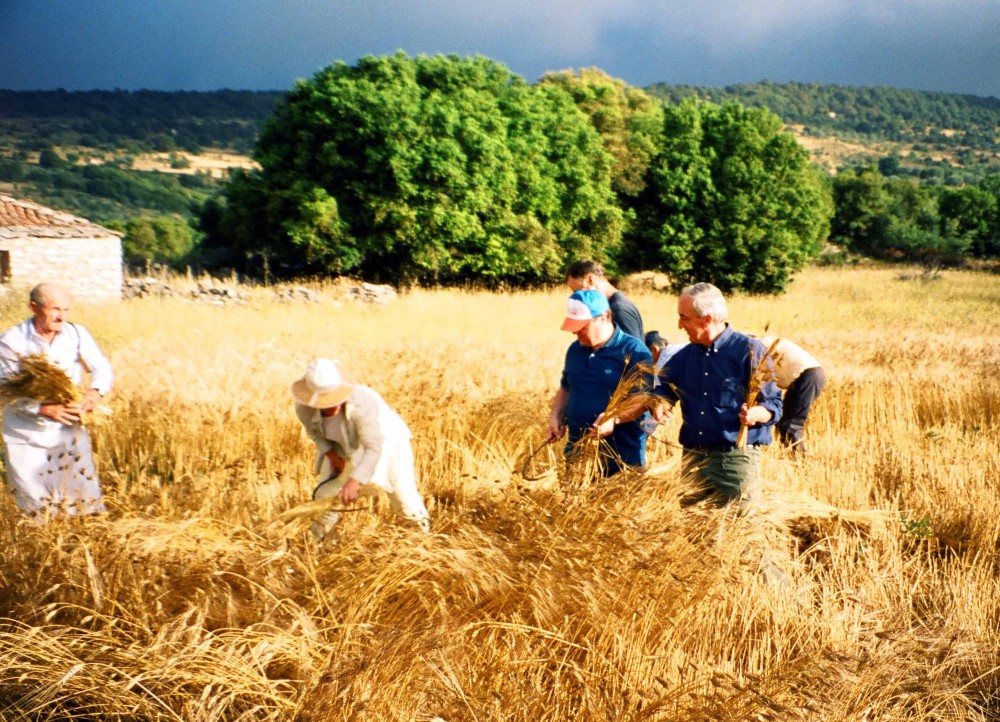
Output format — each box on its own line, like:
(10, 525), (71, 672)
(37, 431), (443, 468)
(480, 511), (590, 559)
(547, 289), (653, 476)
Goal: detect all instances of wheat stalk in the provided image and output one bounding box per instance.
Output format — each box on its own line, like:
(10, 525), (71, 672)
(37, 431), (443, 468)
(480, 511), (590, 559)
(263, 496), (367, 539)
(563, 358), (657, 484)
(735, 338), (782, 448)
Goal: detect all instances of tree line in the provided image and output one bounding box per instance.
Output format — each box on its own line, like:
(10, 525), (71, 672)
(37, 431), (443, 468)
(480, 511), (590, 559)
(831, 168), (1000, 264)
(0, 89), (281, 154)
(648, 81), (1000, 151)
(2, 62), (999, 289)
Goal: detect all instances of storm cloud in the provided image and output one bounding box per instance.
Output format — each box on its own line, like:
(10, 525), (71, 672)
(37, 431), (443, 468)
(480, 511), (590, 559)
(1, 0), (997, 97)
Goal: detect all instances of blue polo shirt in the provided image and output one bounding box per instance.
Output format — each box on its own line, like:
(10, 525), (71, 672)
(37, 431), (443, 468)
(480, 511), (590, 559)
(653, 325), (782, 449)
(560, 327), (653, 472)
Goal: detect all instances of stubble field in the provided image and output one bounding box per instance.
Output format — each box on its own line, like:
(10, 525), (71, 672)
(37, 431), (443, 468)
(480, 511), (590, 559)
(0, 266), (998, 721)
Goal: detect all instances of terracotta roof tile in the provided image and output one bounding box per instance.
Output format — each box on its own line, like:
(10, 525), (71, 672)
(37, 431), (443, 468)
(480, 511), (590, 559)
(0, 194), (119, 237)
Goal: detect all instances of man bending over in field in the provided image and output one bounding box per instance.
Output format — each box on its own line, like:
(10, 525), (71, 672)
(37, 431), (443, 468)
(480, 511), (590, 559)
(652, 283), (782, 511)
(754, 334), (826, 455)
(292, 358), (430, 541)
(0, 282), (112, 517)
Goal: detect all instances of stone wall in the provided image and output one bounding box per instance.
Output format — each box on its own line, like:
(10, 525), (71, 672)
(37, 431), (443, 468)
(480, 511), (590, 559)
(0, 234), (122, 303)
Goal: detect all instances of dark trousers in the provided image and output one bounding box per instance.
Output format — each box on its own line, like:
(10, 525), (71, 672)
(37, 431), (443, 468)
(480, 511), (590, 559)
(776, 367), (826, 452)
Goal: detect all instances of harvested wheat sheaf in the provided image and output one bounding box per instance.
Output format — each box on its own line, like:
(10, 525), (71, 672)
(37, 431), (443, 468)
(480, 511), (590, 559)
(0, 353), (80, 405)
(736, 337), (782, 448)
(562, 358), (657, 484)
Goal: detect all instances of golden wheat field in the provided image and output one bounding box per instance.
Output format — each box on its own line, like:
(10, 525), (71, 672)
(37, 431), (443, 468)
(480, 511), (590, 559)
(0, 266), (998, 721)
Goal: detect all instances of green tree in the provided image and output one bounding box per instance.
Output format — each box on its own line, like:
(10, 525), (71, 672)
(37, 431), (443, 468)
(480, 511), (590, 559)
(883, 180), (959, 269)
(831, 168), (971, 266)
(124, 215), (196, 264)
(539, 68), (664, 199)
(37, 147), (67, 169)
(878, 154), (902, 176)
(937, 185), (998, 259)
(209, 53), (621, 284)
(830, 167), (893, 255)
(124, 218), (158, 261)
(623, 99), (831, 293)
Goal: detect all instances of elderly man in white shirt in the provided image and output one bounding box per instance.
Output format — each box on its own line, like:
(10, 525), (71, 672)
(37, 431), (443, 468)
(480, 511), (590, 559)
(0, 283), (113, 516)
(292, 358), (430, 541)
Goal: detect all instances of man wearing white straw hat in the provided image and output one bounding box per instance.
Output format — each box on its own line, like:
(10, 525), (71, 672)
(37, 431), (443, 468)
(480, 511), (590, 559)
(292, 358), (430, 540)
(0, 282), (112, 517)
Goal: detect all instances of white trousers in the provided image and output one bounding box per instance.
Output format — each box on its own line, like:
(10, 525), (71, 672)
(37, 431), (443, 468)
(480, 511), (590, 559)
(3, 427), (104, 516)
(311, 437), (429, 539)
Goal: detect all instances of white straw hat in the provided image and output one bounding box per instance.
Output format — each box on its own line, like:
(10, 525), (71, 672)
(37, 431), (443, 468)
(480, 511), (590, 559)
(291, 358), (357, 408)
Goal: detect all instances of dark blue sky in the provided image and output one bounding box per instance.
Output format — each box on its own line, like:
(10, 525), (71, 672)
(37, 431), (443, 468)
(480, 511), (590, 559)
(2, 0), (998, 98)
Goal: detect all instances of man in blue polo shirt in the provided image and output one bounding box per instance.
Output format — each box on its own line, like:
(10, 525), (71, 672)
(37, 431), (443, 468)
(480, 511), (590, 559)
(653, 282), (782, 510)
(547, 289), (653, 476)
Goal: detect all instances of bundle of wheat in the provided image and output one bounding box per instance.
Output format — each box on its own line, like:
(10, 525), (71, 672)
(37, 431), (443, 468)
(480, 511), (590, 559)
(263, 496), (367, 540)
(736, 338), (782, 448)
(753, 490), (894, 539)
(0, 353), (80, 405)
(562, 360), (658, 486)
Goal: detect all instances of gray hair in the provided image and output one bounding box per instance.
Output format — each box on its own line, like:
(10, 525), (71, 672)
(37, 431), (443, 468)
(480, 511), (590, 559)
(29, 282), (71, 307)
(681, 282), (728, 322)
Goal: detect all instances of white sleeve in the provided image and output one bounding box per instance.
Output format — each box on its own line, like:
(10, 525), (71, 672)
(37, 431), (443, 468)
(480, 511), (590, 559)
(76, 326), (113, 395)
(348, 392), (386, 486)
(0, 330), (41, 415)
(0, 331), (23, 380)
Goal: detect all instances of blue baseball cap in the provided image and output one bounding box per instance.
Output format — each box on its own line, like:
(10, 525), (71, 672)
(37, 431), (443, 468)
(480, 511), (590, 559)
(561, 289), (610, 332)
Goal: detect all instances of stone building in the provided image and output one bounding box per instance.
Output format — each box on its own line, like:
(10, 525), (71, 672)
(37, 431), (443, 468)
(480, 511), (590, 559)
(0, 194), (122, 302)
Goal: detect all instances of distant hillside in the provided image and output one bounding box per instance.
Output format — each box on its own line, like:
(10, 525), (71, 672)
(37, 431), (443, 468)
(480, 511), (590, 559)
(647, 81), (1000, 183)
(3, 84), (999, 177)
(646, 81), (1000, 146)
(0, 90), (283, 223)
(0, 89), (284, 154)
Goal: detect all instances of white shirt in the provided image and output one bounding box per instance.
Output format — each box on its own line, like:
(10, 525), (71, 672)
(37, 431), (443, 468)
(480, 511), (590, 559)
(760, 336), (821, 389)
(296, 386), (411, 489)
(0, 319), (113, 446)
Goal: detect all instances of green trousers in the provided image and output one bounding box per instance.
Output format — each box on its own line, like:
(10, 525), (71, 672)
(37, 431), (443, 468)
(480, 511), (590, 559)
(680, 446), (762, 512)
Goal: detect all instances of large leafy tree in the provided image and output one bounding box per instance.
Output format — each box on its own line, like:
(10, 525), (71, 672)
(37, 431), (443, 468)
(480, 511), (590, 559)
(883, 180), (962, 269)
(622, 99), (831, 293)
(937, 185), (996, 257)
(207, 53), (621, 284)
